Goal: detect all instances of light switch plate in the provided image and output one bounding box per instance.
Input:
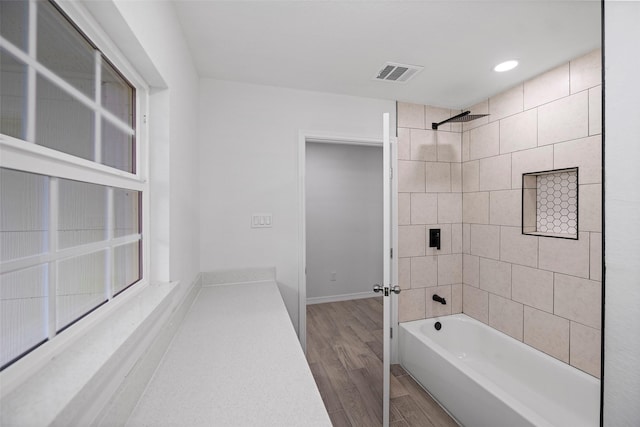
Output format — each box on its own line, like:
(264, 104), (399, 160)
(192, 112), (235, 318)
(251, 213), (272, 228)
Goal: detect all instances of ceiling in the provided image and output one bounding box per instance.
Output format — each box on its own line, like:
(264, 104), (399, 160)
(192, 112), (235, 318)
(173, 1), (601, 109)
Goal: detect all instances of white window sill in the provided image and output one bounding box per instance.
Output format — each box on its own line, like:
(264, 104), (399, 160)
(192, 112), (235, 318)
(0, 278), (193, 426)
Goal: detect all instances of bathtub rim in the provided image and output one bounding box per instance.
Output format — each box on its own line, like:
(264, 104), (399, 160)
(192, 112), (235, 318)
(399, 313), (599, 427)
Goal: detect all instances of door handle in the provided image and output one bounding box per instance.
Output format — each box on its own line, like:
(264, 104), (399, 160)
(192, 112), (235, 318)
(391, 285), (401, 295)
(373, 284), (383, 293)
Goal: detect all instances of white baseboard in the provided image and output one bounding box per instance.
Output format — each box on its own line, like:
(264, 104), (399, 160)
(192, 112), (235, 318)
(306, 291), (379, 305)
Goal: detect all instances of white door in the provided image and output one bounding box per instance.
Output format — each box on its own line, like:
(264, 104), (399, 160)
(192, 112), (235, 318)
(373, 112), (398, 427)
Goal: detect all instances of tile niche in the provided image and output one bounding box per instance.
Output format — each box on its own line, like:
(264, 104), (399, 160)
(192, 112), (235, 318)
(522, 167), (579, 239)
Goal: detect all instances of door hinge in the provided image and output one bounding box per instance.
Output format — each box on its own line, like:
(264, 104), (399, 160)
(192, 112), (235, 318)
(390, 248), (393, 259)
(390, 327), (393, 339)
(143, 114), (148, 124)
(390, 167), (393, 179)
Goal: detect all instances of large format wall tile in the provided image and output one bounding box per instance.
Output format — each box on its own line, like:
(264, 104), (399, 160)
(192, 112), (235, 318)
(579, 184), (602, 232)
(437, 131), (462, 162)
(490, 189), (521, 226)
(470, 224), (500, 260)
(438, 254), (462, 285)
(570, 49), (601, 94)
(410, 256), (438, 288)
(399, 258), (411, 290)
(590, 232), (602, 281)
(438, 193), (462, 224)
(511, 145), (554, 188)
(451, 284), (463, 314)
(410, 193), (438, 224)
(553, 135), (602, 184)
(426, 162), (451, 192)
(463, 284), (489, 324)
(524, 306), (570, 362)
(538, 232), (590, 278)
(399, 225), (426, 257)
(479, 154), (511, 191)
(500, 226), (538, 268)
(489, 294), (524, 341)
(463, 160), (479, 192)
(570, 322), (601, 378)
(399, 193), (410, 225)
(469, 121), (500, 160)
(538, 91), (589, 146)
(589, 86), (602, 136)
(554, 273), (602, 329)
(451, 223), (463, 253)
(398, 288), (426, 322)
(480, 258), (512, 298)
(398, 160), (426, 192)
(426, 106), (454, 132)
(524, 63), (570, 110)
(463, 254), (479, 287)
(511, 265), (554, 313)
(398, 102), (425, 129)
(463, 192), (489, 224)
(410, 129), (437, 161)
(489, 84), (524, 122)
(398, 127), (411, 160)
(500, 109), (538, 154)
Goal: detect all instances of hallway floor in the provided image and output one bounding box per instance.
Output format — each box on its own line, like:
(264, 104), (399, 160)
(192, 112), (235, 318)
(306, 297), (457, 427)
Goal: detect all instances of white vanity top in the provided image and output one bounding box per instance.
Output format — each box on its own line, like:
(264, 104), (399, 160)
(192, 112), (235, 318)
(127, 280), (331, 426)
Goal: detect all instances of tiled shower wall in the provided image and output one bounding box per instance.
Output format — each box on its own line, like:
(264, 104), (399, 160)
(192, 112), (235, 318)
(397, 49), (602, 378)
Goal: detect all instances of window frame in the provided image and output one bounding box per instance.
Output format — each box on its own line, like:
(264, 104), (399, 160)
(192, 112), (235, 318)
(0, 0), (150, 369)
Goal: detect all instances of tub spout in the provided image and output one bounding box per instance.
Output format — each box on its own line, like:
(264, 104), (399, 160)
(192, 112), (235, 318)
(432, 294), (447, 305)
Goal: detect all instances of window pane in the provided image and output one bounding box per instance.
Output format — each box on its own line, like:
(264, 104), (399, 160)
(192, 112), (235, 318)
(0, 49), (27, 140)
(36, 75), (95, 161)
(0, 0), (28, 52)
(101, 58), (134, 124)
(0, 264), (48, 368)
(113, 188), (139, 237)
(102, 118), (134, 172)
(0, 168), (49, 262)
(113, 242), (140, 295)
(56, 250), (106, 330)
(58, 179), (107, 249)
(37, 0), (95, 98)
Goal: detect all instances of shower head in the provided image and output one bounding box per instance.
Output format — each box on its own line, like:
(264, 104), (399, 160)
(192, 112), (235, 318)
(432, 111), (489, 130)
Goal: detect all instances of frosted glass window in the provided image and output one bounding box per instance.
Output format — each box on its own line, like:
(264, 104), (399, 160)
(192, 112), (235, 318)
(0, 0), (144, 369)
(0, 265), (48, 369)
(58, 179), (107, 249)
(101, 58), (134, 124)
(0, 1), (28, 52)
(0, 50), (27, 140)
(37, 0), (95, 98)
(0, 169), (49, 262)
(102, 118), (134, 173)
(56, 250), (107, 330)
(113, 242), (140, 295)
(36, 75), (95, 161)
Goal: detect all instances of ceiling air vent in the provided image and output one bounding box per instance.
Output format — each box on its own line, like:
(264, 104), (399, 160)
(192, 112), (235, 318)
(374, 62), (423, 83)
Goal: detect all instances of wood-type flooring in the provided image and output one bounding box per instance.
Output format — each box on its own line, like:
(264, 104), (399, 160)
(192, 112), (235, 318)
(306, 297), (458, 427)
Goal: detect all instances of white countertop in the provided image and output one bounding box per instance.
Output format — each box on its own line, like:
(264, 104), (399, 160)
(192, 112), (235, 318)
(126, 281), (331, 426)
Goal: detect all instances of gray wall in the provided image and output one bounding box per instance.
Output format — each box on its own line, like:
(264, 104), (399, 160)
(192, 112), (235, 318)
(305, 142), (383, 302)
(603, 1), (640, 424)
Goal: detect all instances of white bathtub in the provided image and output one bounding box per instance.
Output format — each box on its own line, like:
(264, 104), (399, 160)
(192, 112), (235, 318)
(399, 314), (600, 427)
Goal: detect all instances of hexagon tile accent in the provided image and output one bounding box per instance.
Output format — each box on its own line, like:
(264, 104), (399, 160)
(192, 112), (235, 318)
(536, 170), (578, 234)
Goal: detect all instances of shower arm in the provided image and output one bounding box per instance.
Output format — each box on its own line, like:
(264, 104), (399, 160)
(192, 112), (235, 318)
(431, 111), (471, 130)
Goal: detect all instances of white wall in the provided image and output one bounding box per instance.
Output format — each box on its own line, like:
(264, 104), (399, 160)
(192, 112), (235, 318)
(199, 79), (395, 331)
(108, 1), (201, 287)
(603, 1), (640, 424)
(305, 142), (383, 302)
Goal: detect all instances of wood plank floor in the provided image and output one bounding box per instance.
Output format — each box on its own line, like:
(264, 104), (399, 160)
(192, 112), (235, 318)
(306, 297), (457, 427)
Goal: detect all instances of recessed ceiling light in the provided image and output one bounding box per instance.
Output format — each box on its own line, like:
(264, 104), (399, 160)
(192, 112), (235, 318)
(494, 60), (519, 72)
